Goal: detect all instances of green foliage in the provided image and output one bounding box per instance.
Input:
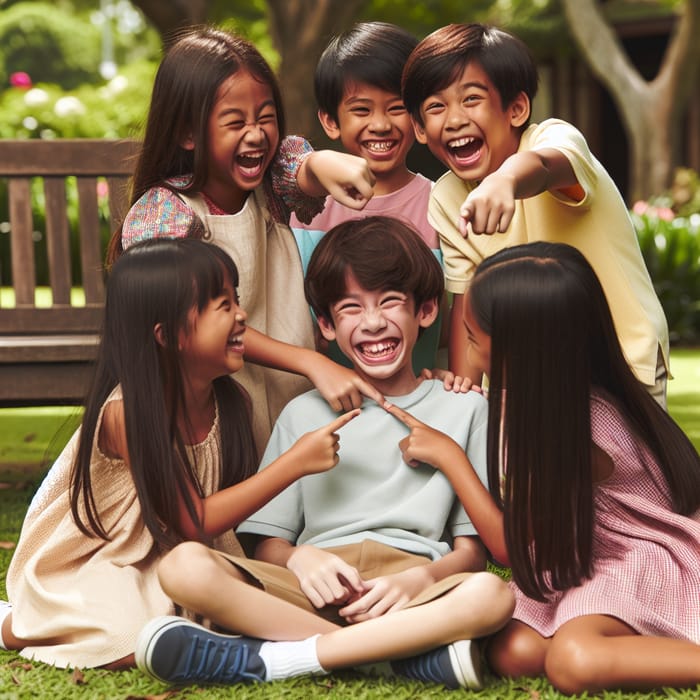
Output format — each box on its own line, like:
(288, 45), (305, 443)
(0, 59), (156, 139)
(0, 2), (101, 89)
(634, 211), (700, 345)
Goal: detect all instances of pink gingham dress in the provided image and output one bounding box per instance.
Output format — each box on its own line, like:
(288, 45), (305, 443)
(512, 394), (700, 643)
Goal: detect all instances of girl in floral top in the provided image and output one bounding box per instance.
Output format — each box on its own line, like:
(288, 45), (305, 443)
(109, 27), (381, 455)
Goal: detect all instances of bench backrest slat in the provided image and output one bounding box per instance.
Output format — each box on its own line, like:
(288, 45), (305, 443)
(0, 138), (139, 329)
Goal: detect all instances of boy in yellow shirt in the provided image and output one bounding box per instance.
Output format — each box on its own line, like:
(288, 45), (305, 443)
(402, 22), (669, 405)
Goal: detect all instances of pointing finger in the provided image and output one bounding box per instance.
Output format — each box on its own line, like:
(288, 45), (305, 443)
(326, 408), (361, 433)
(383, 401), (423, 430)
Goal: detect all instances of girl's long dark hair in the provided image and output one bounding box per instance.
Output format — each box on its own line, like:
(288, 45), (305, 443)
(470, 241), (700, 601)
(71, 238), (257, 550)
(106, 26), (286, 263)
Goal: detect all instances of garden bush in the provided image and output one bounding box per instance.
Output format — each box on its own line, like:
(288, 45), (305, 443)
(633, 211), (700, 345)
(0, 3), (101, 90)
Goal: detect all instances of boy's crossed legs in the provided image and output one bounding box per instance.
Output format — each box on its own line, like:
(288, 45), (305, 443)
(136, 540), (514, 689)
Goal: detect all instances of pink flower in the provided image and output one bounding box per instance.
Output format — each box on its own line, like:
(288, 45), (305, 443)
(10, 72), (32, 89)
(656, 206), (675, 221)
(632, 200), (649, 215)
(96, 181), (109, 199)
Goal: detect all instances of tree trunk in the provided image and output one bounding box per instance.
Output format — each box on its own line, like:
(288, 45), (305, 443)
(266, 0), (369, 144)
(562, 0), (700, 201)
(130, 0), (211, 45)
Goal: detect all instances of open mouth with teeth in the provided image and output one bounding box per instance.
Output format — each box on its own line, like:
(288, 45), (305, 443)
(236, 151), (265, 178)
(363, 140), (397, 155)
(356, 338), (400, 363)
(227, 333), (245, 351)
(448, 136), (483, 167)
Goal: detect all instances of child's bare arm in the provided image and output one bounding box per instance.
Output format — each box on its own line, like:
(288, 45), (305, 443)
(297, 149), (375, 210)
(177, 411), (359, 540)
(459, 148), (582, 236)
(383, 401), (509, 565)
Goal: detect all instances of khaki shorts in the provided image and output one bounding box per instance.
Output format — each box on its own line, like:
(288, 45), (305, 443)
(215, 539), (471, 626)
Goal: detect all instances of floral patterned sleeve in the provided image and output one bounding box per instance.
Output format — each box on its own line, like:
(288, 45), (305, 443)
(121, 186), (197, 250)
(268, 135), (325, 224)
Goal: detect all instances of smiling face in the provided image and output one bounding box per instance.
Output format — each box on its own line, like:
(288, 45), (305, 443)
(319, 81), (414, 195)
(178, 280), (248, 385)
(187, 70), (279, 213)
(462, 291), (491, 377)
(413, 60), (529, 182)
(317, 272), (437, 396)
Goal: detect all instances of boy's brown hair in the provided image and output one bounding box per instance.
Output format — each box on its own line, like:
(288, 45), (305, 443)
(304, 216), (444, 323)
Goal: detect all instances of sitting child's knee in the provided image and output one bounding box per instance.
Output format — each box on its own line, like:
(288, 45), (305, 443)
(545, 634), (599, 695)
(158, 541), (211, 594)
(454, 571), (515, 630)
(488, 622), (545, 678)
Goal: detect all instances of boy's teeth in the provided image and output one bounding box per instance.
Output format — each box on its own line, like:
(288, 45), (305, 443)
(365, 141), (394, 152)
(448, 136), (475, 148)
(360, 340), (396, 356)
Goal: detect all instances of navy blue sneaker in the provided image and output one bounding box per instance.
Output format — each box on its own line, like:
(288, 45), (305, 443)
(136, 616), (267, 685)
(391, 640), (483, 690)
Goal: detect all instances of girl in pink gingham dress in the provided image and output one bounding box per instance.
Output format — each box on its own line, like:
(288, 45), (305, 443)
(386, 241), (700, 695)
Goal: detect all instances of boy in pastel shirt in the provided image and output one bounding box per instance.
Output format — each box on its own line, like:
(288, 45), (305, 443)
(402, 23), (669, 405)
(291, 21), (444, 373)
(136, 217), (513, 691)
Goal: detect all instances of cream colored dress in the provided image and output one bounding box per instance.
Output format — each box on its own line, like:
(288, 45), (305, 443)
(182, 188), (314, 456)
(6, 388), (243, 668)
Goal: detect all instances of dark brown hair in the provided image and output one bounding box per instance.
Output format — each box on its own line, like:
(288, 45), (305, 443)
(305, 215), (444, 323)
(402, 23), (538, 127)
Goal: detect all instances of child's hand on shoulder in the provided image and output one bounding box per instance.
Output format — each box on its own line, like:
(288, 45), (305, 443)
(459, 170), (517, 236)
(304, 150), (375, 210)
(420, 367), (481, 394)
(288, 409), (360, 475)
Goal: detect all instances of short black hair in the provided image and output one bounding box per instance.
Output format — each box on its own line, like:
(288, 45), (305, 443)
(315, 22), (418, 122)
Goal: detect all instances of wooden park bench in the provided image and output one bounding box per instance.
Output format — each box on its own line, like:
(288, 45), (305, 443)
(0, 139), (139, 405)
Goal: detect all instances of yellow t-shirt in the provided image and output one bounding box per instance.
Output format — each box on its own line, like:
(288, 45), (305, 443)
(429, 118), (669, 386)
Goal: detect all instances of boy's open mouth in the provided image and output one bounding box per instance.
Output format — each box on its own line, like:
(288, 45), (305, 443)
(447, 136), (483, 164)
(356, 339), (399, 361)
(363, 140), (397, 154)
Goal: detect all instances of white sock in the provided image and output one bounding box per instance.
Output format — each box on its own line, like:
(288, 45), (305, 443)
(0, 601), (12, 650)
(258, 634), (326, 681)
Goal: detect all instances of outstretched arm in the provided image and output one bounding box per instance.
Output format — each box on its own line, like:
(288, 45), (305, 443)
(244, 326), (385, 411)
(297, 149), (375, 210)
(459, 148), (583, 236)
(383, 401), (508, 565)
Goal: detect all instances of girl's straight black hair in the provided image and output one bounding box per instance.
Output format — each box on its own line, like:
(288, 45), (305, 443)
(470, 241), (700, 601)
(70, 238), (257, 550)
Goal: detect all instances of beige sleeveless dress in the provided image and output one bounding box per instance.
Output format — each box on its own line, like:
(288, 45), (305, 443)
(6, 387), (243, 668)
(181, 188), (314, 457)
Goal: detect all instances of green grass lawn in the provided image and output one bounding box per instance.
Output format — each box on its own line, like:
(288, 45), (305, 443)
(0, 349), (698, 698)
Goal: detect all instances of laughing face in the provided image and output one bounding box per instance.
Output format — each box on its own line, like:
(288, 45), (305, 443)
(178, 280), (248, 386)
(317, 272), (438, 396)
(319, 81), (414, 195)
(413, 60), (528, 183)
(195, 70), (280, 214)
